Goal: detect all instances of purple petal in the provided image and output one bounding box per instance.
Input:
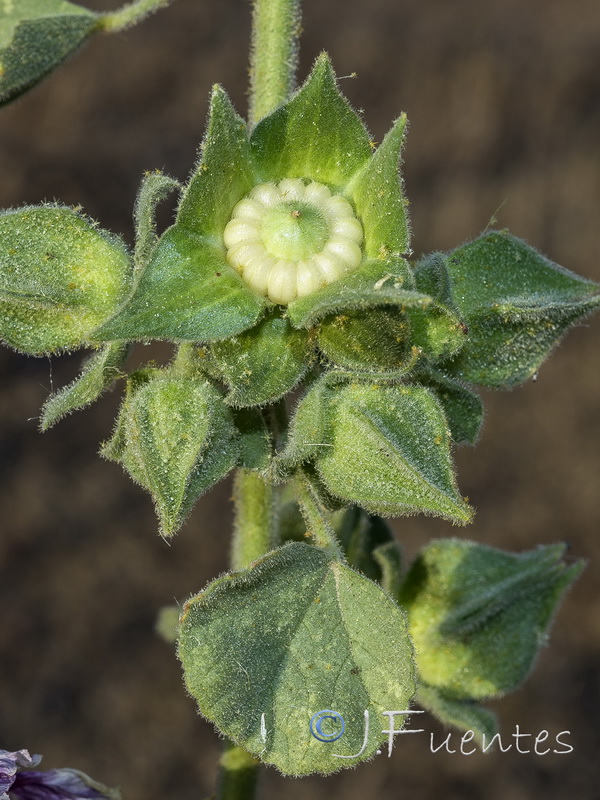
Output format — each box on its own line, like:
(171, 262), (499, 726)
(9, 769), (119, 800)
(1, 752), (42, 800)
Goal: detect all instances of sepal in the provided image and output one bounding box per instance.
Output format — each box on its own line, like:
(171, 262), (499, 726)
(416, 367), (483, 445)
(315, 383), (473, 523)
(347, 114), (410, 257)
(211, 311), (310, 406)
(93, 226), (266, 343)
(317, 308), (411, 372)
(400, 538), (584, 699)
(177, 85), (255, 237)
(287, 259), (419, 328)
(40, 341), (129, 430)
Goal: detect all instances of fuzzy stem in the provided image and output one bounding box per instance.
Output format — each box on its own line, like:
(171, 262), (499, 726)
(98, 0), (173, 33)
(231, 469), (277, 570)
(249, 0), (302, 126)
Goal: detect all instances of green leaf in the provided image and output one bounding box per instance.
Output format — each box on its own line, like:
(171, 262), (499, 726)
(250, 53), (372, 189)
(416, 684), (498, 745)
(133, 170), (181, 272)
(347, 114), (410, 258)
(40, 341), (129, 430)
(416, 367), (483, 445)
(317, 308), (411, 371)
(232, 408), (271, 471)
(400, 539), (584, 699)
(0, 0), (97, 105)
(316, 382), (472, 523)
(211, 311), (310, 407)
(105, 372), (239, 536)
(287, 259), (420, 328)
(441, 231), (600, 387)
(177, 85), (255, 237)
(0, 205), (131, 354)
(93, 226), (266, 343)
(178, 541), (416, 776)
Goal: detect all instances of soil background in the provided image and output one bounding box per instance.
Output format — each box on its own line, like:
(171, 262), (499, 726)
(1, 1), (600, 798)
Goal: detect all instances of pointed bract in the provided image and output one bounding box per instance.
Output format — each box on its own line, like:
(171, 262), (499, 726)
(347, 114), (410, 258)
(250, 53), (372, 189)
(40, 342), (129, 430)
(441, 231), (600, 387)
(177, 85), (255, 237)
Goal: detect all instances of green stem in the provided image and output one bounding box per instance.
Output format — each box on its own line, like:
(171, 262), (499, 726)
(216, 742), (261, 800)
(98, 0), (173, 33)
(216, 5), (302, 797)
(249, 0), (302, 125)
(231, 468), (277, 570)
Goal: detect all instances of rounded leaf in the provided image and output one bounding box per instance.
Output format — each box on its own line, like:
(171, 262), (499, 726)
(178, 542), (416, 775)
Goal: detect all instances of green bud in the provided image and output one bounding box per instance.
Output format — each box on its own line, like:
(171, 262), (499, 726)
(211, 311), (310, 407)
(0, 0), (97, 104)
(400, 538), (584, 699)
(439, 232), (600, 387)
(0, 206), (131, 354)
(103, 372), (239, 536)
(315, 382), (472, 523)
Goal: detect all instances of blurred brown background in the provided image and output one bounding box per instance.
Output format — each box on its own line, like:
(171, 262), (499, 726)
(1, 0), (599, 798)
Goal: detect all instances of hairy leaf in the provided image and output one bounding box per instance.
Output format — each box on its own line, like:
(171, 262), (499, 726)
(0, 0), (97, 104)
(178, 542), (416, 775)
